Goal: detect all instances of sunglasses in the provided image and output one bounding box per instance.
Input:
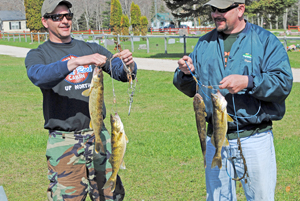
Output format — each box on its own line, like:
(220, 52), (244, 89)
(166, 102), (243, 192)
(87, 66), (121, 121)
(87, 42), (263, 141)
(44, 13), (73, 21)
(211, 4), (239, 13)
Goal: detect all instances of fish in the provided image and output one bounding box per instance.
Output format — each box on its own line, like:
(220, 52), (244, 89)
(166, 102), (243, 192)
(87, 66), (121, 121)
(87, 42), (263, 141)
(211, 90), (234, 169)
(103, 112), (128, 192)
(193, 93), (207, 168)
(82, 67), (105, 154)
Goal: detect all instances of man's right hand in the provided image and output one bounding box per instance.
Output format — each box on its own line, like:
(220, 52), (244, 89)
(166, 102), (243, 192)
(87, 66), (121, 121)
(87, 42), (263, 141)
(178, 55), (194, 75)
(67, 53), (107, 72)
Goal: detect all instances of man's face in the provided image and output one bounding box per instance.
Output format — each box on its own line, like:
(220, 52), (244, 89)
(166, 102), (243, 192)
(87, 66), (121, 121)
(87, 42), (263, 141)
(42, 4), (72, 43)
(211, 4), (244, 34)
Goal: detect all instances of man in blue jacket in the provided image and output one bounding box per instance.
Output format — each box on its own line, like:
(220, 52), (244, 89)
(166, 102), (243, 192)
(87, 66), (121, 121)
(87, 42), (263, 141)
(25, 0), (137, 200)
(173, 0), (293, 200)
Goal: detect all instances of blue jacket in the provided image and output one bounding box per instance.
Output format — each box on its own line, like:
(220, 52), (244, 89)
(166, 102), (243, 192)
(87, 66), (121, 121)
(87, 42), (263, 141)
(173, 21), (293, 133)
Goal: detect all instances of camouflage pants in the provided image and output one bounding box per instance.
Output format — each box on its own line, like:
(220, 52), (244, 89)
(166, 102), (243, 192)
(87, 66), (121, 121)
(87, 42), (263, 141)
(46, 127), (125, 201)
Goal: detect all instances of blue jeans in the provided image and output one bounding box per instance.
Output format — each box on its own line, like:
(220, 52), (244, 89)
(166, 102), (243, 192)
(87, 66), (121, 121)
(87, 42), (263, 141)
(205, 130), (276, 201)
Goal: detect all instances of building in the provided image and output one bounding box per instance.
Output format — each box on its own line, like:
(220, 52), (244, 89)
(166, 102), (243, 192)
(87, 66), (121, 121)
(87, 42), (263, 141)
(151, 13), (174, 30)
(0, 10), (30, 33)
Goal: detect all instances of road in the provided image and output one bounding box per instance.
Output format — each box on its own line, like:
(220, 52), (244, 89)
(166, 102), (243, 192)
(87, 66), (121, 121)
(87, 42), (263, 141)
(0, 44), (299, 82)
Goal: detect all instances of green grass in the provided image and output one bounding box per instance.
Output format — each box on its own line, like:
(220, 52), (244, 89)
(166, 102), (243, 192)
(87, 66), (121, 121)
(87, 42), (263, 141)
(0, 55), (299, 200)
(2, 36), (300, 68)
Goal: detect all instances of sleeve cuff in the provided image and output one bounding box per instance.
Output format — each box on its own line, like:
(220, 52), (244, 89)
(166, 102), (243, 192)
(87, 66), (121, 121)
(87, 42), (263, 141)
(247, 75), (254, 89)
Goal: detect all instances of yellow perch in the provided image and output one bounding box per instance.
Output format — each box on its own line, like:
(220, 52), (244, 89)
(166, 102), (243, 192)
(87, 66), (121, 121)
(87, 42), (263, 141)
(211, 90), (234, 169)
(193, 93), (207, 168)
(82, 67), (105, 154)
(103, 113), (128, 192)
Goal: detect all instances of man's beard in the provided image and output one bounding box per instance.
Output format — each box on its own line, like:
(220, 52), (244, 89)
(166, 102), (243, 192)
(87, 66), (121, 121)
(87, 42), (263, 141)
(214, 18), (228, 33)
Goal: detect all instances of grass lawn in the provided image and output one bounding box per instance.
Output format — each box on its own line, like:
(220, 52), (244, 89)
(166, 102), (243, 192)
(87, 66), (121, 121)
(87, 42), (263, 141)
(0, 54), (299, 200)
(1, 34), (300, 67)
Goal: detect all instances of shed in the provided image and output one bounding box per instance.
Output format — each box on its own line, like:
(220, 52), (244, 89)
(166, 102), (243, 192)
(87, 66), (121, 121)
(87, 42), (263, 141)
(0, 10), (30, 33)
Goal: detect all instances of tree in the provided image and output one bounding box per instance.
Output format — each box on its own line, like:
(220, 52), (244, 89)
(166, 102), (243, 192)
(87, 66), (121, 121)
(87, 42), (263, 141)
(110, 0), (123, 35)
(164, 0), (208, 18)
(130, 2), (141, 35)
(102, 1), (111, 29)
(140, 16), (148, 37)
(121, 14), (130, 40)
(246, 0), (297, 29)
(78, 13), (87, 30)
(24, 0), (44, 31)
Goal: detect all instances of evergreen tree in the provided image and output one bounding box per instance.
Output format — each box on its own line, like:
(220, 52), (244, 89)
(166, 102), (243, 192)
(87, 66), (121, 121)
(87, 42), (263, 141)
(110, 0), (122, 35)
(140, 16), (148, 38)
(78, 13), (87, 30)
(90, 11), (97, 30)
(164, 0), (209, 18)
(24, 0), (44, 31)
(130, 2), (142, 35)
(102, 1), (111, 29)
(121, 14), (130, 37)
(149, 0), (156, 20)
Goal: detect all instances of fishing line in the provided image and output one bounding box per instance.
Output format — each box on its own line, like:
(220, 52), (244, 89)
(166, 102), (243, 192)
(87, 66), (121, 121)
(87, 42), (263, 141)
(109, 49), (138, 116)
(185, 61), (218, 100)
(185, 56), (253, 183)
(109, 57), (118, 114)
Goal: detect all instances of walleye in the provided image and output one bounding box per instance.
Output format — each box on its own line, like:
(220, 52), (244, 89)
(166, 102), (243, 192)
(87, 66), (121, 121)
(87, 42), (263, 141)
(211, 90), (234, 169)
(193, 93), (207, 168)
(82, 67), (105, 154)
(103, 112), (128, 192)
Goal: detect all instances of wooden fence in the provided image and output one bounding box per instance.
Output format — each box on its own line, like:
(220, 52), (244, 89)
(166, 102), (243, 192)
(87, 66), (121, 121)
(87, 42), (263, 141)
(150, 27), (214, 35)
(72, 29), (111, 34)
(1, 31), (299, 53)
(288, 25), (300, 31)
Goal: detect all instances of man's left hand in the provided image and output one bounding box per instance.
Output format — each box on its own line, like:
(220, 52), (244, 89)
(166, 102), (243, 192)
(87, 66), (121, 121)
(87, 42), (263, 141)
(219, 75), (248, 94)
(113, 49), (134, 70)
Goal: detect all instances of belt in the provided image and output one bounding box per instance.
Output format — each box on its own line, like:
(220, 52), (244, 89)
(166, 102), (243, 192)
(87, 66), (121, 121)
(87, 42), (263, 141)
(207, 121), (273, 140)
(49, 128), (93, 135)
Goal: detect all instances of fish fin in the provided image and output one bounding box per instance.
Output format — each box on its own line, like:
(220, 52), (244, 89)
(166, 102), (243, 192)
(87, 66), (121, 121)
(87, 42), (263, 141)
(89, 121), (93, 129)
(221, 111), (225, 122)
(125, 134), (129, 143)
(211, 134), (216, 148)
(223, 138), (229, 147)
(102, 177), (116, 193)
(227, 114), (234, 122)
(211, 156), (222, 169)
(120, 160), (126, 169)
(204, 112), (207, 117)
(82, 88), (91, 97)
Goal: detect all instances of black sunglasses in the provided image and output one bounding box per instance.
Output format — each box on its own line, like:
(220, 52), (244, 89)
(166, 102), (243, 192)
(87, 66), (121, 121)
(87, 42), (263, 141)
(44, 13), (73, 21)
(211, 4), (239, 13)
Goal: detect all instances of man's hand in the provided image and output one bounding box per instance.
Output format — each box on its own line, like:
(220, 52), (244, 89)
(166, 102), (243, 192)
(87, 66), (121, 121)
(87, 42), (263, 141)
(219, 75), (248, 94)
(113, 49), (135, 70)
(178, 55), (194, 74)
(67, 53), (107, 71)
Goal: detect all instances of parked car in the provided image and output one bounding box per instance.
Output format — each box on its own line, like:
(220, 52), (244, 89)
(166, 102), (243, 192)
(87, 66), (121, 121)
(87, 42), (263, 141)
(179, 25), (189, 28)
(159, 24), (175, 32)
(164, 24), (175, 29)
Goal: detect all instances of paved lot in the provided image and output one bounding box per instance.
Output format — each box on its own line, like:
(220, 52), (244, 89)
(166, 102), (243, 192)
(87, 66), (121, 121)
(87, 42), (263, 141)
(0, 44), (299, 82)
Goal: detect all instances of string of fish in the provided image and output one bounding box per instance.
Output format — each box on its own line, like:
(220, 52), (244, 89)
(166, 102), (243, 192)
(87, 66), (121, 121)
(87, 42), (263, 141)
(185, 61), (262, 184)
(109, 56), (118, 114)
(108, 54), (138, 116)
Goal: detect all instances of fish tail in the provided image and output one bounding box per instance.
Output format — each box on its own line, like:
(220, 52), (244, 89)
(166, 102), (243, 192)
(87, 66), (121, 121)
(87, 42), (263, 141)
(95, 141), (105, 154)
(102, 177), (117, 193)
(211, 156), (222, 169)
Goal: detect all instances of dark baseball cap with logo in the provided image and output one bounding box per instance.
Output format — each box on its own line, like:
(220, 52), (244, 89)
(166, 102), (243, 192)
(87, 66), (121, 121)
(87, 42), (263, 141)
(204, 0), (245, 9)
(41, 0), (72, 17)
